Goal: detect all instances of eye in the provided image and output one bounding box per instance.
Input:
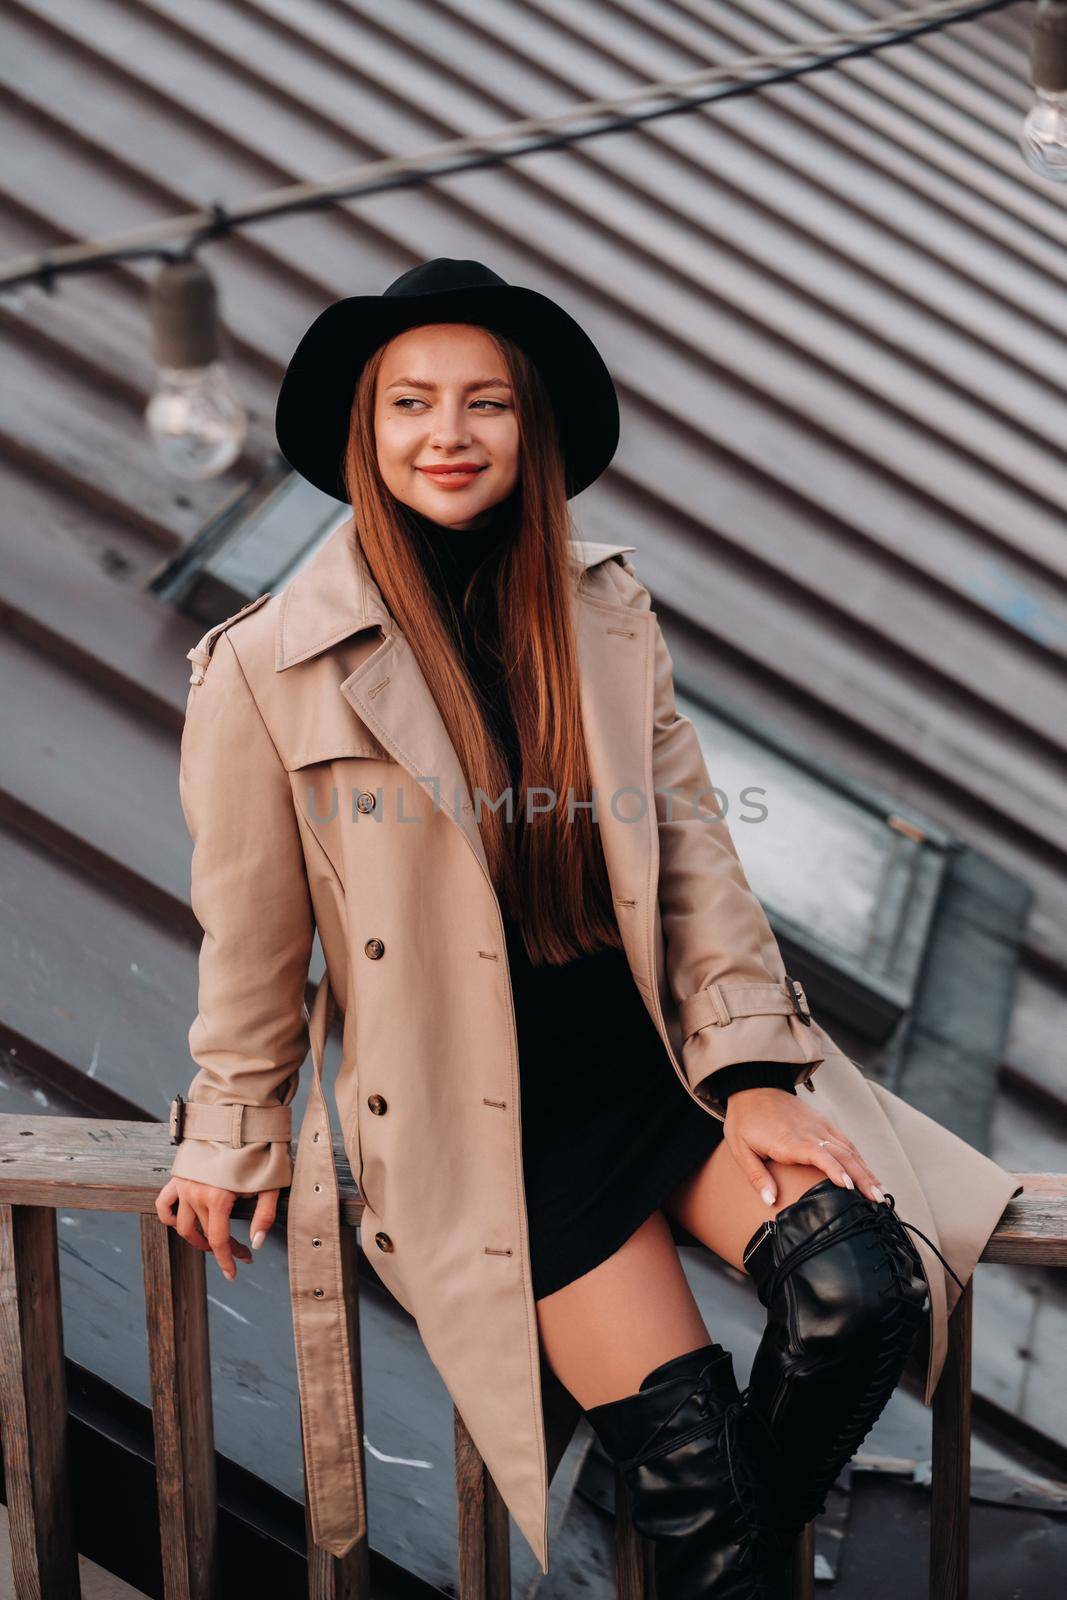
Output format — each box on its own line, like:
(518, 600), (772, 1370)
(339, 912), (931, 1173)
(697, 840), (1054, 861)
(391, 397), (508, 411)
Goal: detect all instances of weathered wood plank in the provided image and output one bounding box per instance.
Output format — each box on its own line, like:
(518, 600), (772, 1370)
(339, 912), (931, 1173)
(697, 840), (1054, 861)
(2, 1115), (1064, 1258)
(0, 1203), (81, 1599)
(454, 1407), (511, 1600)
(141, 1213), (218, 1600)
(980, 1175), (1067, 1266)
(0, 1115), (363, 1225)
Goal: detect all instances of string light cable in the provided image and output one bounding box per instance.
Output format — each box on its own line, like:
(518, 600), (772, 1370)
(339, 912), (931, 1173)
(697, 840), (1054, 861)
(5, 0), (1055, 479)
(0, 0), (1034, 296)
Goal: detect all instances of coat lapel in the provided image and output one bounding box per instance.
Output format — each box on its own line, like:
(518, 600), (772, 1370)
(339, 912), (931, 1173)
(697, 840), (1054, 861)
(341, 625), (492, 875)
(275, 516), (642, 893)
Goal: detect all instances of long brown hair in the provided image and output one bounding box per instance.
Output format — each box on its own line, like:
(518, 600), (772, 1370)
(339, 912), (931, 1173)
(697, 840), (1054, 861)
(343, 330), (622, 967)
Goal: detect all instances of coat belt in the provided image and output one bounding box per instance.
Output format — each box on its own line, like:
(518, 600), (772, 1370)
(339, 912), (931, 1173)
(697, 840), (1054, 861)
(286, 972), (365, 1556)
(173, 974), (365, 1558)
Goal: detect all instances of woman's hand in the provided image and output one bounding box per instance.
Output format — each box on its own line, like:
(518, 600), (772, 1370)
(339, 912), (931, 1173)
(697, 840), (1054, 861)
(722, 1087), (886, 1209)
(155, 1176), (281, 1281)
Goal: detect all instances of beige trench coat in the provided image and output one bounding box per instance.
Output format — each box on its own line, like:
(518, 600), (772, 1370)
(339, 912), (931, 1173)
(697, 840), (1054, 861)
(168, 516), (1023, 1574)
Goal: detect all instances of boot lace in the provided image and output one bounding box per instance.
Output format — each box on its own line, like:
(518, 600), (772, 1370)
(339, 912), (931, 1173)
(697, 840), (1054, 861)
(748, 1193), (964, 1535)
(692, 1373), (787, 1598)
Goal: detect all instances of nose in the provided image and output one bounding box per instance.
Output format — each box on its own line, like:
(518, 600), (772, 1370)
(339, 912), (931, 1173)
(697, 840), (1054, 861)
(428, 399), (474, 448)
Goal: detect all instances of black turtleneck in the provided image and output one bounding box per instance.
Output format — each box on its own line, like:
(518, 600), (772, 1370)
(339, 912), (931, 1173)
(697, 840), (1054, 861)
(403, 497), (523, 794)
(403, 501), (512, 621)
(399, 497), (798, 1106)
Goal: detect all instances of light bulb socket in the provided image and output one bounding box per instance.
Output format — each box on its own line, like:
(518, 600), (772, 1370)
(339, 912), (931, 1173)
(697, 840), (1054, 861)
(1030, 0), (1067, 92)
(150, 256), (223, 369)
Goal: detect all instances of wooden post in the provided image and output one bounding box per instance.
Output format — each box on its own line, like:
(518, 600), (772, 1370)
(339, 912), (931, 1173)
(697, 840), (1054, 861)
(0, 1204), (81, 1600)
(454, 1408), (511, 1599)
(141, 1213), (219, 1600)
(612, 1467), (652, 1599)
(302, 1227), (371, 1599)
(930, 1279), (972, 1600)
(792, 1522), (815, 1599)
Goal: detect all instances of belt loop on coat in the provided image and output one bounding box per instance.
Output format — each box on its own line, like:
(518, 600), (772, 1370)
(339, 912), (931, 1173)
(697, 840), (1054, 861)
(286, 970), (367, 1557)
(229, 1104), (245, 1149)
(707, 982), (731, 1027)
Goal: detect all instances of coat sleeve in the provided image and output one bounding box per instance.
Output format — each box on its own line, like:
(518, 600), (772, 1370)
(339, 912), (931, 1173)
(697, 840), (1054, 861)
(606, 556), (825, 1118)
(169, 630), (315, 1194)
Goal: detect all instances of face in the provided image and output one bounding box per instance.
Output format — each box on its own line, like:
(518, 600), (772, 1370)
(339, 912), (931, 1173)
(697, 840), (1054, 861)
(374, 323), (520, 531)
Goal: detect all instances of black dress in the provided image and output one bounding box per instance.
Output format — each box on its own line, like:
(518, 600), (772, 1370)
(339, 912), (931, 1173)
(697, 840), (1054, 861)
(403, 502), (797, 1300)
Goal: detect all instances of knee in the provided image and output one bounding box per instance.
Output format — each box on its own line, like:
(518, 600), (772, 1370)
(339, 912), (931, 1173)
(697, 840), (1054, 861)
(777, 1212), (929, 1353)
(788, 1238), (897, 1349)
(770, 1162), (829, 1205)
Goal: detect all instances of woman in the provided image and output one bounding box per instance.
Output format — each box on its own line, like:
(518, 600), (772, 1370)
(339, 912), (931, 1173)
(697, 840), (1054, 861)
(156, 259), (1022, 1594)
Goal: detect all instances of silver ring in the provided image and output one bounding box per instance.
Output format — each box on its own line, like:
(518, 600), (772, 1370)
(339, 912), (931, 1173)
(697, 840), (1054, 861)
(817, 1138), (832, 1148)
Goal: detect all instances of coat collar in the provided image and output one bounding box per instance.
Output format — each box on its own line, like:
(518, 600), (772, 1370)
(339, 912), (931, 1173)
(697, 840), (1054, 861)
(274, 514), (636, 672)
(273, 513), (650, 988)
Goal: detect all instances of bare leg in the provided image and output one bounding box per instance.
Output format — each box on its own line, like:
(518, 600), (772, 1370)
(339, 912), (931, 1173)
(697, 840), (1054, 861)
(661, 1134), (830, 1268)
(534, 1207), (712, 1408)
(573, 1190), (785, 1596)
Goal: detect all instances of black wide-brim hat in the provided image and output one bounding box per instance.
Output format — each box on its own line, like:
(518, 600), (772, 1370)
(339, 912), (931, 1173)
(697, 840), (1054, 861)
(275, 257), (620, 504)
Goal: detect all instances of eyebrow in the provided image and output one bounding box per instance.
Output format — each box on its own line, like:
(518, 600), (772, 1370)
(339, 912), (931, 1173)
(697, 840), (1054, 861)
(384, 376), (512, 392)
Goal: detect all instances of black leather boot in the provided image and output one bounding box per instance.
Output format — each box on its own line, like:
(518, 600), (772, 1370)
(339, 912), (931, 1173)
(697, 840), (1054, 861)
(584, 1342), (788, 1598)
(741, 1179), (943, 1544)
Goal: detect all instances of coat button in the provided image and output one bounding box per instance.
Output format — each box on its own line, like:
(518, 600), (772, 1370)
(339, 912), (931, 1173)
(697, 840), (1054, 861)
(368, 1093), (387, 1115)
(364, 937), (385, 959)
(374, 1232), (394, 1253)
(356, 790), (377, 814)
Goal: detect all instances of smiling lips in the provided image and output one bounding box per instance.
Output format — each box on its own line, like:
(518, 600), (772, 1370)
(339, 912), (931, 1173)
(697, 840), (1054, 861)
(418, 464), (487, 489)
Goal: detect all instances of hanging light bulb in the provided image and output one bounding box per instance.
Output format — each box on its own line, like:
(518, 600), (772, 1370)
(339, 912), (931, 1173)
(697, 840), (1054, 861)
(1022, 0), (1067, 180)
(146, 256), (246, 478)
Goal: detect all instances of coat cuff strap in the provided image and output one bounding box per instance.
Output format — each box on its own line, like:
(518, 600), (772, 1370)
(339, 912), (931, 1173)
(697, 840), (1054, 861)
(678, 976), (812, 1041)
(169, 1095), (292, 1149)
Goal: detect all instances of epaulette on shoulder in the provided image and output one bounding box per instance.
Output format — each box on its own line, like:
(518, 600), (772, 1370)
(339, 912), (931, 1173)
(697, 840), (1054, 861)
(568, 539), (638, 575)
(186, 592), (272, 686)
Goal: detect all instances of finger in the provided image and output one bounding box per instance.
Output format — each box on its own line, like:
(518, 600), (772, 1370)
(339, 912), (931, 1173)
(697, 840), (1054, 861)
(804, 1140), (857, 1192)
(821, 1124), (860, 1157)
(730, 1133), (779, 1207)
(206, 1201), (238, 1280)
(202, 1203), (253, 1271)
(815, 1129), (881, 1198)
(155, 1179), (179, 1224)
(176, 1196), (211, 1251)
(833, 1145), (886, 1204)
(822, 1124), (870, 1168)
(249, 1190), (280, 1250)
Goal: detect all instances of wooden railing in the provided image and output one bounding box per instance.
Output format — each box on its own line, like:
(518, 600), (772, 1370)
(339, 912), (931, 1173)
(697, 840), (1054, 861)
(0, 1113), (1063, 1600)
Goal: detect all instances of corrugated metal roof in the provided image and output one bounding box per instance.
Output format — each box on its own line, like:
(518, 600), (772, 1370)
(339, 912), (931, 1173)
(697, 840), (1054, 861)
(1, 0), (1064, 1535)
